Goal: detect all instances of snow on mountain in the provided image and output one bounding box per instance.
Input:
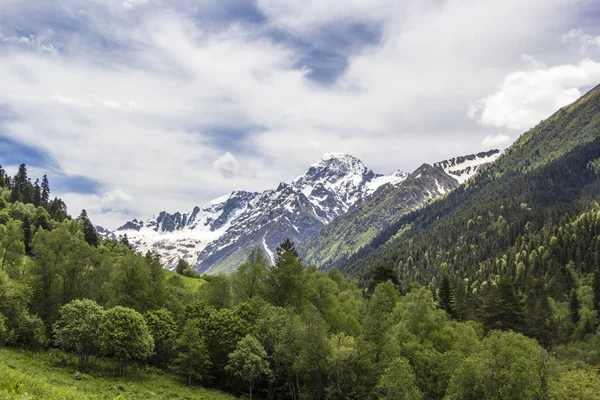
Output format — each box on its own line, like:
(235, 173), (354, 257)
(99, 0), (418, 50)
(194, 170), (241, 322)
(110, 191), (258, 269)
(434, 149), (501, 184)
(103, 150), (498, 274)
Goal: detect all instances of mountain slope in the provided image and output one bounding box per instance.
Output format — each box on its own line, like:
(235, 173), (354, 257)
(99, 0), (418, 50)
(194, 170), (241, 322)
(336, 84), (600, 288)
(108, 154), (399, 274)
(300, 151), (500, 269)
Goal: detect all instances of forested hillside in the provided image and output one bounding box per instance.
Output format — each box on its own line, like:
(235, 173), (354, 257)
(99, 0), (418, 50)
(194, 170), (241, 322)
(0, 161), (599, 399)
(1, 87), (600, 400)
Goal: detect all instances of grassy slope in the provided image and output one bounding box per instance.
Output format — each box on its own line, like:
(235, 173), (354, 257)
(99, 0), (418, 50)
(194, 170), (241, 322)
(164, 270), (206, 292)
(0, 347), (234, 400)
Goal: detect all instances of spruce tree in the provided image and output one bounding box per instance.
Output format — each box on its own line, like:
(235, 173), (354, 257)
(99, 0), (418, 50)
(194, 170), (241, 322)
(22, 216), (33, 255)
(33, 179), (41, 207)
(10, 184), (21, 203)
(593, 271), (600, 319)
(22, 178), (34, 204)
(41, 175), (50, 206)
(275, 237), (298, 265)
(438, 273), (455, 318)
(78, 210), (99, 247)
(569, 289), (580, 325)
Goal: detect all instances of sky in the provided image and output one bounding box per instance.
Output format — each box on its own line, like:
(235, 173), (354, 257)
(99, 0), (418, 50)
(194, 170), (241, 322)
(1, 0), (600, 229)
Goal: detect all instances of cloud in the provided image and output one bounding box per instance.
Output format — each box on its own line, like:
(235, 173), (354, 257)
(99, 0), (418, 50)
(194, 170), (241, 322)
(0, 0), (598, 228)
(470, 59), (600, 130)
(122, 0), (149, 10)
(562, 29), (600, 54)
(481, 134), (513, 150)
(213, 152), (240, 179)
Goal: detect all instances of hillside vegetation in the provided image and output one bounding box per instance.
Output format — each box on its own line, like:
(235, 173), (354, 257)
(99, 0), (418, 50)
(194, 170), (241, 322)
(1, 86), (600, 400)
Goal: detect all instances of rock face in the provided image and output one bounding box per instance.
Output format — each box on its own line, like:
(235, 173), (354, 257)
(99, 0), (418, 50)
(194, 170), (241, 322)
(102, 150), (499, 274)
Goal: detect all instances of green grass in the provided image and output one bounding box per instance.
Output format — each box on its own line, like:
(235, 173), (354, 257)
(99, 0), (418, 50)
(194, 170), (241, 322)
(0, 347), (235, 400)
(164, 270), (206, 292)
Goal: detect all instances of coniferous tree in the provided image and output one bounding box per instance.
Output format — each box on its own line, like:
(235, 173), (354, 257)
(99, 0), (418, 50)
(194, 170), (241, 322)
(438, 272), (455, 318)
(33, 179), (41, 207)
(482, 278), (526, 333)
(275, 238), (298, 265)
(22, 216), (33, 255)
(367, 264), (399, 294)
(593, 271), (600, 323)
(22, 178), (34, 204)
(10, 184), (21, 203)
(15, 164), (28, 193)
(77, 210), (99, 247)
(0, 165), (6, 187)
(569, 289), (580, 326)
(41, 175), (50, 206)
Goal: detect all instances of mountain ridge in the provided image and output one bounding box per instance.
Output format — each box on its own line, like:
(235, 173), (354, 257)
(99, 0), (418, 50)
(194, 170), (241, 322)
(101, 150), (499, 274)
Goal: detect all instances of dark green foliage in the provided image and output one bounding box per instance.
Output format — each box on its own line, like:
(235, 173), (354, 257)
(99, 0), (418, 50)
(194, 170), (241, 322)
(569, 289), (580, 326)
(77, 209), (99, 247)
(267, 239), (307, 308)
(41, 175), (50, 206)
(367, 263), (399, 294)
(437, 273), (455, 318)
(176, 258), (190, 275)
(482, 278), (526, 333)
(21, 216), (32, 255)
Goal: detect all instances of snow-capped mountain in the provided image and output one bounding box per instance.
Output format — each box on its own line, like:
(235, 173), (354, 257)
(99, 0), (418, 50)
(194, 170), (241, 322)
(102, 150), (499, 274)
(434, 149), (500, 184)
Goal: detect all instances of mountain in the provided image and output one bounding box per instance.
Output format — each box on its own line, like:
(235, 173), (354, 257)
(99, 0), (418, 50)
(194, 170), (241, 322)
(105, 153), (398, 273)
(300, 150), (500, 269)
(105, 149), (499, 274)
(335, 84), (600, 288)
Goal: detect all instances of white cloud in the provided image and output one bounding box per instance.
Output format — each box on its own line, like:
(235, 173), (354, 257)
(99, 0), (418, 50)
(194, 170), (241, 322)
(122, 0), (148, 10)
(213, 152), (240, 179)
(470, 59), (600, 131)
(0, 0), (598, 228)
(562, 29), (600, 53)
(481, 134), (512, 150)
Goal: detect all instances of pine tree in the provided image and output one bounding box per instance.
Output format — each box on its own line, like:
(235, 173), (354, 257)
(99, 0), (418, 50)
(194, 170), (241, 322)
(0, 165), (6, 187)
(22, 178), (34, 204)
(41, 175), (50, 206)
(275, 238), (298, 265)
(78, 210), (99, 247)
(593, 271), (600, 318)
(482, 277), (526, 333)
(438, 273), (455, 318)
(15, 164), (28, 193)
(22, 216), (33, 255)
(10, 184), (21, 203)
(33, 179), (41, 207)
(569, 289), (580, 325)
(367, 264), (400, 294)
(120, 234), (131, 249)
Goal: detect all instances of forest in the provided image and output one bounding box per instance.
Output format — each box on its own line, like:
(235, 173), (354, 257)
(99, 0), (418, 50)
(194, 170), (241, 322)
(0, 163), (599, 400)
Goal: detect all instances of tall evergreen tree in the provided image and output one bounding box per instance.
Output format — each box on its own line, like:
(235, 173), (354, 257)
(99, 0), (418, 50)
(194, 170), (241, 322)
(438, 272), (455, 318)
(275, 238), (298, 265)
(10, 184), (21, 203)
(78, 210), (99, 247)
(22, 216), (33, 255)
(593, 271), (600, 321)
(482, 278), (526, 333)
(15, 164), (28, 193)
(41, 175), (50, 206)
(569, 289), (580, 326)
(22, 178), (34, 204)
(33, 179), (41, 207)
